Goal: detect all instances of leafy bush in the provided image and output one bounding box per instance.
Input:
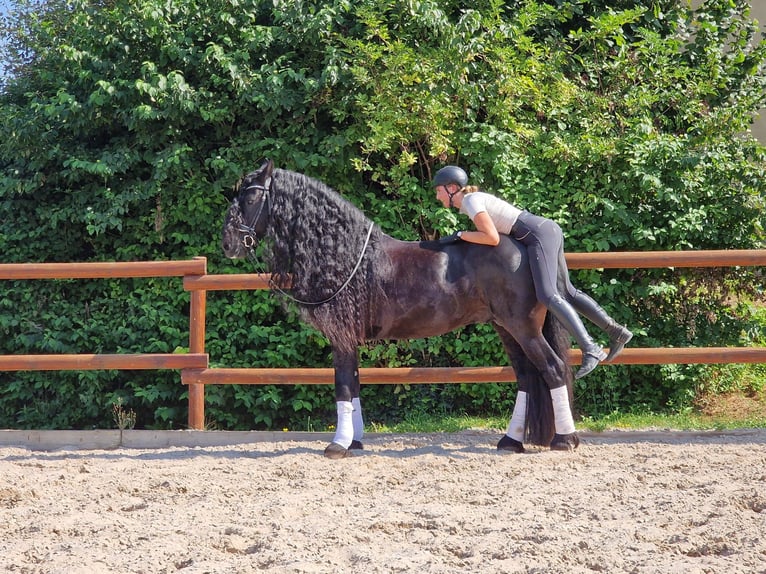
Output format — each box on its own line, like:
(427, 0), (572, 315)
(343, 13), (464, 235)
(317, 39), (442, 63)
(0, 0), (764, 429)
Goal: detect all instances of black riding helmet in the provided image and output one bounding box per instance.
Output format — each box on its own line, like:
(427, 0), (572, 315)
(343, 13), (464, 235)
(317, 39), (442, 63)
(432, 165), (468, 188)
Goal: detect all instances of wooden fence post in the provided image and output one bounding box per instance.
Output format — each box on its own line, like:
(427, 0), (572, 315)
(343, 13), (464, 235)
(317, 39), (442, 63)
(187, 257), (207, 430)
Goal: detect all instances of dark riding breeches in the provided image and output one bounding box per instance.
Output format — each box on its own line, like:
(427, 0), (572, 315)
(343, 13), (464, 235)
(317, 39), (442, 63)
(511, 211), (568, 304)
(511, 211), (617, 330)
(509, 211), (631, 378)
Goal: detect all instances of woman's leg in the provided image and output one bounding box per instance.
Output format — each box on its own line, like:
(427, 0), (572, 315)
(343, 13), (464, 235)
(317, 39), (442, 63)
(515, 213), (606, 378)
(545, 294), (607, 378)
(557, 250), (633, 362)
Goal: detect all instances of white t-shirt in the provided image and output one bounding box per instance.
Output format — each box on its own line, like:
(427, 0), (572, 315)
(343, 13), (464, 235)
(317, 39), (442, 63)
(460, 191), (522, 235)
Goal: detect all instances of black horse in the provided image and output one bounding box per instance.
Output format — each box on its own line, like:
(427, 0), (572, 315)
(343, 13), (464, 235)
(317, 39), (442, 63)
(222, 159), (581, 458)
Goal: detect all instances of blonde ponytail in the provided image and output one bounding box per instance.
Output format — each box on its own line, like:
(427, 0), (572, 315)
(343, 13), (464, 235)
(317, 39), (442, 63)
(460, 185), (481, 194)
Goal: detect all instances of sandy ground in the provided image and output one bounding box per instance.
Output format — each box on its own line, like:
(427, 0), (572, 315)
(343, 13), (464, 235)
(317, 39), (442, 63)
(1, 430), (765, 574)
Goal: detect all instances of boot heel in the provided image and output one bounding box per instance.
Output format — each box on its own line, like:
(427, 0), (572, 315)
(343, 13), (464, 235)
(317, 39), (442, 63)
(605, 327), (633, 362)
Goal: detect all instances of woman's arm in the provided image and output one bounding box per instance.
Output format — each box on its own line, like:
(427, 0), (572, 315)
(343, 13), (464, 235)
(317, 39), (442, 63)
(462, 211), (500, 246)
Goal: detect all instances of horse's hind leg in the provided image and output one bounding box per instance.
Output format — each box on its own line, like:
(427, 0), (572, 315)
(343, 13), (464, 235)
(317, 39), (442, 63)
(494, 317), (579, 451)
(498, 389), (527, 453)
(325, 346), (364, 459)
(523, 334), (580, 450)
(493, 324), (531, 452)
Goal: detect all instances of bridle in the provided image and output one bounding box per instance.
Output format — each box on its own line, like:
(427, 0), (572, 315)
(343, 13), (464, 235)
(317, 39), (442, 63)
(237, 181), (270, 248)
(236, 179), (375, 306)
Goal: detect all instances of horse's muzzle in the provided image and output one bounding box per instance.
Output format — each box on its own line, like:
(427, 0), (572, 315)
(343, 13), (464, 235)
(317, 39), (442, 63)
(222, 232), (246, 259)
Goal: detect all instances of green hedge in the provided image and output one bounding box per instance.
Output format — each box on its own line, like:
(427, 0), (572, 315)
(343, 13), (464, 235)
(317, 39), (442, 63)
(0, 0), (764, 429)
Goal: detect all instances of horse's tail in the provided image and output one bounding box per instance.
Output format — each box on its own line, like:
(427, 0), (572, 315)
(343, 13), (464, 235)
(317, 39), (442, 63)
(494, 312), (574, 446)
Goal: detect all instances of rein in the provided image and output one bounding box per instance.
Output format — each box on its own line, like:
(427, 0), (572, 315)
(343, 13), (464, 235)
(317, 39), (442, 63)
(268, 221), (375, 306)
(238, 180), (375, 306)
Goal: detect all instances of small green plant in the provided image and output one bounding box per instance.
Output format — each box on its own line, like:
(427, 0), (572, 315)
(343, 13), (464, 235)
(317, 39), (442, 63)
(112, 398), (136, 431)
(203, 417), (219, 431)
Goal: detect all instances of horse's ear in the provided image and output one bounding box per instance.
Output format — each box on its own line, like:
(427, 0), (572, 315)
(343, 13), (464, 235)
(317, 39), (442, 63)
(260, 159), (274, 189)
(260, 158), (274, 176)
(252, 158), (274, 187)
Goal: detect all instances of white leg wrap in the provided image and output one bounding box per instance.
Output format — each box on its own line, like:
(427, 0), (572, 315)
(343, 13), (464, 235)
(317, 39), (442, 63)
(505, 391), (528, 442)
(333, 401), (354, 449)
(550, 386), (576, 435)
(351, 397), (364, 442)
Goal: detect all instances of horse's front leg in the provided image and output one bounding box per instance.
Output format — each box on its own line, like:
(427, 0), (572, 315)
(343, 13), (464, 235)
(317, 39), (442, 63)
(324, 346), (365, 459)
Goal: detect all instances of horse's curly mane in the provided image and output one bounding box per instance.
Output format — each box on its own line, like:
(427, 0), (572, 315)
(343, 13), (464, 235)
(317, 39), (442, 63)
(266, 169), (388, 351)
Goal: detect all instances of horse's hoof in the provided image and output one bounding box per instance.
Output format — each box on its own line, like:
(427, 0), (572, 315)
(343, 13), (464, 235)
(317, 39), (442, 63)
(349, 440), (364, 450)
(496, 435), (525, 453)
(324, 442), (353, 459)
(549, 433), (580, 451)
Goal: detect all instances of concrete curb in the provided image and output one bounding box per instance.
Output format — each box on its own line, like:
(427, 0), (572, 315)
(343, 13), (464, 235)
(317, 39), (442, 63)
(1, 428), (763, 452)
(0, 429), (335, 451)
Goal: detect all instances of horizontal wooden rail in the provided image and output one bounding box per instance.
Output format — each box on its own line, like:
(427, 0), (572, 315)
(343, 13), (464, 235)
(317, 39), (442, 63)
(183, 366), (518, 385)
(184, 273), (271, 291)
(0, 258), (206, 280)
(565, 249), (766, 269)
(182, 250), (766, 292)
(182, 348), (766, 386)
(0, 353), (208, 372)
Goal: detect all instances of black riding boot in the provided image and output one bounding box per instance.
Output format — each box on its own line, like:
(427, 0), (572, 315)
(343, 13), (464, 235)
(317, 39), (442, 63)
(569, 291), (633, 362)
(547, 294), (607, 379)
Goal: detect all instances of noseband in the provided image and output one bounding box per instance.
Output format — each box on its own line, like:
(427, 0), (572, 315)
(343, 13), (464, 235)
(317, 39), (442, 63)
(237, 182), (270, 249)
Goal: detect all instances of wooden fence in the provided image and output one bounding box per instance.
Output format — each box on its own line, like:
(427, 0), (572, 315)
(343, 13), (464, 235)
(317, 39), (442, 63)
(0, 258), (209, 373)
(1, 250), (765, 430)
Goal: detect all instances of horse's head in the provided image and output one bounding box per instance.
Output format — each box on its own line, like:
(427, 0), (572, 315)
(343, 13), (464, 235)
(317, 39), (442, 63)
(222, 159), (274, 259)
